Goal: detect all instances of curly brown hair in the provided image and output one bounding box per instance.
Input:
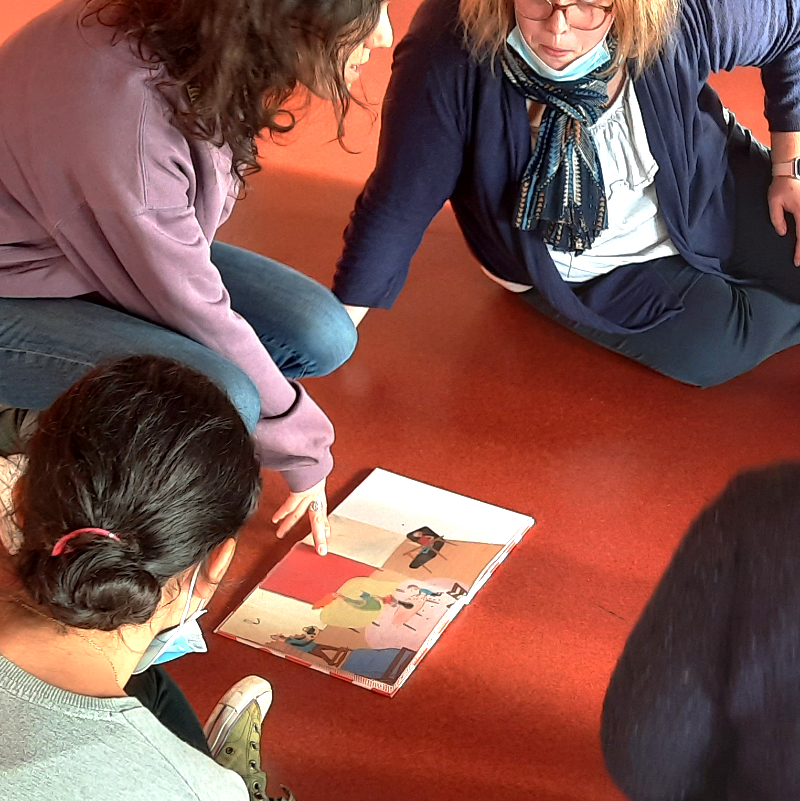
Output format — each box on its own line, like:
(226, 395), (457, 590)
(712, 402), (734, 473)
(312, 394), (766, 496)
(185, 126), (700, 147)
(85, 0), (383, 181)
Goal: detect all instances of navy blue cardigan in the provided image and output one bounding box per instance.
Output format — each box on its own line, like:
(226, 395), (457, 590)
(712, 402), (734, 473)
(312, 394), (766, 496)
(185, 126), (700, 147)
(602, 463), (800, 800)
(334, 0), (800, 334)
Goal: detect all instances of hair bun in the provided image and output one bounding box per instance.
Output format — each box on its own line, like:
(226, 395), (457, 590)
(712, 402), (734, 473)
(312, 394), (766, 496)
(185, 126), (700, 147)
(14, 355), (261, 633)
(19, 543), (162, 631)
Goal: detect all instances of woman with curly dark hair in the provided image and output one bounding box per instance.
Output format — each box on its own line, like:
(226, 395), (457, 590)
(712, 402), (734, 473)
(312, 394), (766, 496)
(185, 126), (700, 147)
(0, 0), (393, 555)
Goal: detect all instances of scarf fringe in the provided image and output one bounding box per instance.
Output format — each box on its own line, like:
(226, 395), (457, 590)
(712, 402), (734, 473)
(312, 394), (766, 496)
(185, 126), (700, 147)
(501, 44), (615, 254)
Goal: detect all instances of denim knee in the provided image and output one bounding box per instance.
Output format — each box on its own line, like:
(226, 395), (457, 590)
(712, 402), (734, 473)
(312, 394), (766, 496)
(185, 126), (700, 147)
(316, 306), (358, 376)
(212, 362), (261, 432)
(294, 301), (358, 378)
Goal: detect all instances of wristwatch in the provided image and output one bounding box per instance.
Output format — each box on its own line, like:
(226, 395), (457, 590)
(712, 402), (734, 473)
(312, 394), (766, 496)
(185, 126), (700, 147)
(772, 157), (800, 178)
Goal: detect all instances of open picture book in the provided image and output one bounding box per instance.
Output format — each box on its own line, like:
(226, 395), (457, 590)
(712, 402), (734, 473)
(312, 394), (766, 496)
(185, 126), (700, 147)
(216, 469), (534, 696)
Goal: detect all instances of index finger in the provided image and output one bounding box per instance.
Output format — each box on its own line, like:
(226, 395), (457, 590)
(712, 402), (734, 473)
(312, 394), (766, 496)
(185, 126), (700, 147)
(309, 506), (330, 556)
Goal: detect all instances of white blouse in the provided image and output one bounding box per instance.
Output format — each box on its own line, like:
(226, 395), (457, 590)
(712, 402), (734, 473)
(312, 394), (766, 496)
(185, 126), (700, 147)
(483, 77), (680, 291)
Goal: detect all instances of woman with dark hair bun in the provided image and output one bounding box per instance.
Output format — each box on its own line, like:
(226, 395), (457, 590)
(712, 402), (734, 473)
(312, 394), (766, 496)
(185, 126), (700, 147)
(0, 0), (393, 556)
(0, 355), (293, 801)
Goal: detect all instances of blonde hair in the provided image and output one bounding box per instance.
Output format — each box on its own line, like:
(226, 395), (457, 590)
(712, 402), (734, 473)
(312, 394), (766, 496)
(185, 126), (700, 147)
(459, 0), (682, 74)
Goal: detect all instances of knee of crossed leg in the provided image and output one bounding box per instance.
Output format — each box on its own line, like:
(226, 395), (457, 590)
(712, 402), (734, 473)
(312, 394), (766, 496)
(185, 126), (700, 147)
(298, 303), (358, 378)
(667, 350), (745, 389)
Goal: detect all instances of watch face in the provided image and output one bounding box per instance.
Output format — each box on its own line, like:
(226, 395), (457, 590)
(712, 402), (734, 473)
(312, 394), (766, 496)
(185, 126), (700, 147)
(794, 157), (800, 178)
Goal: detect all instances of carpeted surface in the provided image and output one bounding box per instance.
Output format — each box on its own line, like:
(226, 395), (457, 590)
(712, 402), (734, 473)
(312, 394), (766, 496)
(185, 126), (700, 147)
(4, 4), (793, 799)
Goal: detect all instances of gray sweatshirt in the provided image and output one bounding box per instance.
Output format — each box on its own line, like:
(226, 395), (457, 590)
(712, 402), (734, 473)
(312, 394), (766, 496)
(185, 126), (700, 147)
(0, 0), (333, 491)
(0, 655), (248, 800)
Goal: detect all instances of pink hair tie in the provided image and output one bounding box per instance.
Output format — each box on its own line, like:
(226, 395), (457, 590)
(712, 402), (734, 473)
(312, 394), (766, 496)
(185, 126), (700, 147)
(51, 527), (121, 557)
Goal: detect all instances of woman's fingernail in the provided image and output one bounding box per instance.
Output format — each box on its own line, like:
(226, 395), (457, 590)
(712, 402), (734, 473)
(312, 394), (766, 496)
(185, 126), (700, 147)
(318, 545), (327, 556)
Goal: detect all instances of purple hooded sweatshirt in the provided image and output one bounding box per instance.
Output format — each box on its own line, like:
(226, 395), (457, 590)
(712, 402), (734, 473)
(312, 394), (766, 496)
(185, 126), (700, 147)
(0, 0), (333, 492)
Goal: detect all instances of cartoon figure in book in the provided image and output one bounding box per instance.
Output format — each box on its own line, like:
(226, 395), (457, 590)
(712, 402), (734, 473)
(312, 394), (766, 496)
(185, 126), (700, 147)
(331, 590), (415, 611)
(404, 584), (443, 601)
(271, 626), (350, 667)
(310, 577), (400, 627)
(271, 626), (319, 652)
(404, 526), (457, 571)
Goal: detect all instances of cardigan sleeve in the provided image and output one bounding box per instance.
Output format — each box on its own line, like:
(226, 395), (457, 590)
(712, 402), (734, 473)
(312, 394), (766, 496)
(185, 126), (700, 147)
(602, 463), (800, 799)
(679, 0), (800, 131)
(332, 0), (469, 308)
(600, 494), (736, 801)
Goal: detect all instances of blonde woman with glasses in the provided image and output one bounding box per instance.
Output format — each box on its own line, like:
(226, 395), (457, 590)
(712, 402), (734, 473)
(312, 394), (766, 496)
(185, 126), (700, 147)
(334, 0), (800, 388)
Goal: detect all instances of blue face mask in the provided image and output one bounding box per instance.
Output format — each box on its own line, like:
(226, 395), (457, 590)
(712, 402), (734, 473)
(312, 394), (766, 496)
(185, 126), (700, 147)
(132, 565), (208, 675)
(506, 23), (610, 82)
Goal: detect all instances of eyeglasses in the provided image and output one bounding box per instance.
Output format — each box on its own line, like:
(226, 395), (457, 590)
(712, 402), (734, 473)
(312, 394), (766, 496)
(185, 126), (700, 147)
(515, 0), (614, 31)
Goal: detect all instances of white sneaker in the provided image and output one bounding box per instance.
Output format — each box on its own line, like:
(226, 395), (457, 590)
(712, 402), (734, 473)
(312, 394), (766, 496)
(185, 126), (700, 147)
(203, 676), (274, 758)
(204, 677), (289, 801)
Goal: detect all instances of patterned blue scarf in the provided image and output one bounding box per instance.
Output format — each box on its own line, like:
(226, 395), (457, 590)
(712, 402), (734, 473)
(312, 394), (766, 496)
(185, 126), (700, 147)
(500, 42), (617, 254)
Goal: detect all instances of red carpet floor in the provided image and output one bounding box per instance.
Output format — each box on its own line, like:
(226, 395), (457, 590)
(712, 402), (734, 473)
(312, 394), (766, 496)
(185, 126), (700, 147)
(4, 3), (798, 799)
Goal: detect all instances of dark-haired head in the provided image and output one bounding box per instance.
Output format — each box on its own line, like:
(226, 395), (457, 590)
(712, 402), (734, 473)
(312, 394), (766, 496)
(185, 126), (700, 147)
(12, 355), (261, 631)
(86, 0), (386, 181)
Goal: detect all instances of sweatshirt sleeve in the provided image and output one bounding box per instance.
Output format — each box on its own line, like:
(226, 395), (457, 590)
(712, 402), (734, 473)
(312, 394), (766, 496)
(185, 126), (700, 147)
(679, 0), (800, 131)
(46, 73), (335, 492)
(332, 0), (469, 308)
(56, 202), (334, 491)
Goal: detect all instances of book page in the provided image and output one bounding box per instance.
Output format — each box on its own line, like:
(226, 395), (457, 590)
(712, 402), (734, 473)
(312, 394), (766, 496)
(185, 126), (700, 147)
(218, 469), (533, 693)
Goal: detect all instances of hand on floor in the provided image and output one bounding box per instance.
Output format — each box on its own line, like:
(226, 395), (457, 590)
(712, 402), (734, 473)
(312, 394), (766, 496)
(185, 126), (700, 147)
(768, 175), (800, 265)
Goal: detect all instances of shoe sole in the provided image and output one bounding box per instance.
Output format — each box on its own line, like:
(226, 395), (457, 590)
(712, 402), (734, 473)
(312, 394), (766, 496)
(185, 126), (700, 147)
(203, 675), (273, 758)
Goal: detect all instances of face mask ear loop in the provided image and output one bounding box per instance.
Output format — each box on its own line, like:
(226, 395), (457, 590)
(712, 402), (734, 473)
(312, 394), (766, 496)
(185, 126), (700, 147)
(179, 563), (202, 627)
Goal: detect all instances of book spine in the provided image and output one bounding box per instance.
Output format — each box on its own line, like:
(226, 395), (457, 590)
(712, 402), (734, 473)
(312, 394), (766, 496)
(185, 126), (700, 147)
(464, 533), (523, 600)
(335, 671), (396, 696)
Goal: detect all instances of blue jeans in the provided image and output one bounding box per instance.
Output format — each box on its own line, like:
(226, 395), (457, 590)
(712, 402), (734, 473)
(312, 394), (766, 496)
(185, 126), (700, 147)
(0, 242), (357, 430)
